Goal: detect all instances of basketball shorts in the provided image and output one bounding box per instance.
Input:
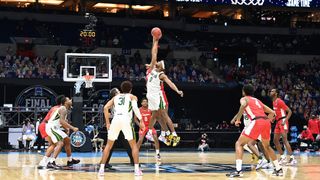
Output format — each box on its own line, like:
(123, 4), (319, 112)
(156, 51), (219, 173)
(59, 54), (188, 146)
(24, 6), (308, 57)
(243, 125), (261, 141)
(108, 117), (133, 141)
(45, 123), (68, 144)
(39, 122), (48, 139)
(139, 127), (157, 137)
(242, 119), (271, 141)
(274, 120), (289, 134)
(147, 93), (166, 111)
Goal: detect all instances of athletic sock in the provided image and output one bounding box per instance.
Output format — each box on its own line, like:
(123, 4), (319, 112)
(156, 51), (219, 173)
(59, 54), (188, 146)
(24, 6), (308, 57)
(236, 159), (242, 172)
(290, 155), (294, 159)
(172, 132), (177, 137)
(68, 156), (72, 161)
(134, 164), (139, 171)
(281, 154), (286, 159)
(166, 131), (170, 136)
(156, 149), (160, 155)
(273, 160), (281, 171)
(161, 131), (166, 137)
(100, 164), (105, 170)
(148, 129), (153, 134)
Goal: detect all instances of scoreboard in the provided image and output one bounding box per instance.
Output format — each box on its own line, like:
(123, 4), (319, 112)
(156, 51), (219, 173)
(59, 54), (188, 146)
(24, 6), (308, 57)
(175, 0), (320, 8)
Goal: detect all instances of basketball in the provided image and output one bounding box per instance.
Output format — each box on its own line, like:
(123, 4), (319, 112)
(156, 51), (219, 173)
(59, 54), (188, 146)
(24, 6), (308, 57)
(151, 27), (162, 40)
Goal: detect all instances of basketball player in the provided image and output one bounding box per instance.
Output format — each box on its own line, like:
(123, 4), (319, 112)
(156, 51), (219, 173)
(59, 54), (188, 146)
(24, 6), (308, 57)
(146, 64), (180, 146)
(269, 89), (296, 165)
(101, 88), (135, 169)
(38, 95), (80, 168)
(231, 112), (272, 170)
(146, 36), (183, 147)
(98, 81), (143, 176)
(226, 84), (283, 177)
(134, 97), (161, 164)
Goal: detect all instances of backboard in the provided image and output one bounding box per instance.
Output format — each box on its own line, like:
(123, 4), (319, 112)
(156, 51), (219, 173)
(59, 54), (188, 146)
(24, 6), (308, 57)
(63, 53), (112, 83)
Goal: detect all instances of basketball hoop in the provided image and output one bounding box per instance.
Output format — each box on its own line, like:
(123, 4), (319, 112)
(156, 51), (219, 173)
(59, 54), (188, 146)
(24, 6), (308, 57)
(83, 75), (94, 88)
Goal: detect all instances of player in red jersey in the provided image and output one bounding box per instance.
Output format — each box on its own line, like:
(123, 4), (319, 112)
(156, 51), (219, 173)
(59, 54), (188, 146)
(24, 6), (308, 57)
(308, 114), (319, 140)
(38, 95), (80, 168)
(269, 89), (296, 165)
(227, 84), (283, 178)
(134, 98), (161, 164)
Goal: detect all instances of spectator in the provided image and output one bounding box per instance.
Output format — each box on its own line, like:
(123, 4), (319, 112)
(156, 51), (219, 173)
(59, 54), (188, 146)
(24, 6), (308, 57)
(216, 121), (230, 129)
(197, 133), (210, 152)
(308, 114), (320, 140)
(298, 125), (315, 151)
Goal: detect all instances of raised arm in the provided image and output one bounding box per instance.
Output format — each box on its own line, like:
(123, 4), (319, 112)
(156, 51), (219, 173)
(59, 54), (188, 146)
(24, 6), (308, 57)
(59, 106), (78, 132)
(160, 74), (183, 97)
(103, 98), (115, 130)
(150, 37), (159, 70)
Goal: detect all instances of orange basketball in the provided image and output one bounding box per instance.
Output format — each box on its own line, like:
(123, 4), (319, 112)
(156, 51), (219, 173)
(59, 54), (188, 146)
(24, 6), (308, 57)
(151, 27), (162, 40)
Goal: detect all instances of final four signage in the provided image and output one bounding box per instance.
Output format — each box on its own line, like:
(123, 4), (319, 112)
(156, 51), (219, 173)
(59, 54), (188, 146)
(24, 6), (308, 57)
(176, 0), (319, 8)
(15, 85), (57, 108)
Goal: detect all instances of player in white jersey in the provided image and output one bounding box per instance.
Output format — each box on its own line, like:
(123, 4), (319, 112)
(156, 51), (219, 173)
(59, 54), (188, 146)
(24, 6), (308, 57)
(146, 35), (183, 146)
(43, 95), (79, 168)
(99, 81), (144, 176)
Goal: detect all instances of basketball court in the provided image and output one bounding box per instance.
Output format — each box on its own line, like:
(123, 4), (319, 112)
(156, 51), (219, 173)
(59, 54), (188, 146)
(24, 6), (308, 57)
(1, 151), (319, 179)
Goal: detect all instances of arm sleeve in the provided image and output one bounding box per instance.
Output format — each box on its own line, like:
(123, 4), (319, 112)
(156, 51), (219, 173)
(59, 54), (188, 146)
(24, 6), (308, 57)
(132, 100), (142, 120)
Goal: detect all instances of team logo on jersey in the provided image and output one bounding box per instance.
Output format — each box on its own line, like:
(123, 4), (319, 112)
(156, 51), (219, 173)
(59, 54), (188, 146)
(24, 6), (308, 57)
(70, 131), (86, 148)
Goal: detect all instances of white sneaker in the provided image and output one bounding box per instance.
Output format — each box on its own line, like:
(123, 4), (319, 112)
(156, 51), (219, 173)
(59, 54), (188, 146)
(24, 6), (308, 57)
(286, 158), (297, 166)
(146, 132), (154, 142)
(156, 154), (161, 165)
(38, 158), (48, 167)
(256, 158), (268, 170)
(279, 157), (287, 165)
(134, 169), (143, 176)
(158, 135), (167, 144)
(98, 168), (105, 176)
(261, 162), (273, 169)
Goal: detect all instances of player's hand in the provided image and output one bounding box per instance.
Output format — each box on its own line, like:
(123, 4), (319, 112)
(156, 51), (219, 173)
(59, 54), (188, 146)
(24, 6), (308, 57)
(106, 123), (111, 130)
(177, 90), (184, 97)
(235, 120), (241, 127)
(73, 127), (79, 132)
(230, 119), (235, 125)
(145, 64), (150, 69)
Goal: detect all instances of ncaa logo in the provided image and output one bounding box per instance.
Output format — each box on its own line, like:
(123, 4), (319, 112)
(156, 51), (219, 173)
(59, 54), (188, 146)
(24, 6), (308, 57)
(70, 131), (86, 148)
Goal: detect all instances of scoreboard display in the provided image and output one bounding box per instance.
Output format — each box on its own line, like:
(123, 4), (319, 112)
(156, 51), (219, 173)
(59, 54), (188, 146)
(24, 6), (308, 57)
(176, 0), (320, 8)
(79, 29), (96, 47)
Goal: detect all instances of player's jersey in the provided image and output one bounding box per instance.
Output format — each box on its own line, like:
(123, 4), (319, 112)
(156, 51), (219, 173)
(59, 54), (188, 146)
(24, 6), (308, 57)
(43, 105), (60, 123)
(113, 93), (133, 120)
(146, 69), (163, 95)
(243, 96), (267, 121)
(139, 107), (152, 127)
(46, 106), (63, 127)
(243, 112), (251, 127)
(273, 98), (288, 121)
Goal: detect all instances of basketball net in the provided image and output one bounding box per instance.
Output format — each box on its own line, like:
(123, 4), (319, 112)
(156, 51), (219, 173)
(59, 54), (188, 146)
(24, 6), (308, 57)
(83, 75), (94, 88)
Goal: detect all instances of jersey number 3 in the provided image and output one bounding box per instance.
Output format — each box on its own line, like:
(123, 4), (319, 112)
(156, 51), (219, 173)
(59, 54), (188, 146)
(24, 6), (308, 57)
(118, 97), (125, 105)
